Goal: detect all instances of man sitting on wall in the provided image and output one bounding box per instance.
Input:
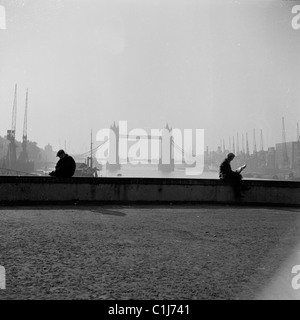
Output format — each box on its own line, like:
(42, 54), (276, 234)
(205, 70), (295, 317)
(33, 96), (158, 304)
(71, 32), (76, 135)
(49, 149), (76, 178)
(219, 153), (249, 198)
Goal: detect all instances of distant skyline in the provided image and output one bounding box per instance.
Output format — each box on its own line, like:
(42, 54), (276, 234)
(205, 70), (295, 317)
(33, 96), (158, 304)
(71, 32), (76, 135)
(0, 0), (299, 155)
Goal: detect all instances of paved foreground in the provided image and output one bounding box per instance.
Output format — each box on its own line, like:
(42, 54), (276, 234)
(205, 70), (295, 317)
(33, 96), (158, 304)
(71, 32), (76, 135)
(0, 205), (300, 300)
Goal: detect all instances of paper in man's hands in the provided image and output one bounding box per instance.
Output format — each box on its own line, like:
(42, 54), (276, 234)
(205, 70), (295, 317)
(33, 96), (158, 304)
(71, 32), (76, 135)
(236, 164), (247, 174)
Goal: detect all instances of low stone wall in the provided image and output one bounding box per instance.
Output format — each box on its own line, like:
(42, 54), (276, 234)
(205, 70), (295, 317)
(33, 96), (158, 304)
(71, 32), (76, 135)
(0, 176), (299, 206)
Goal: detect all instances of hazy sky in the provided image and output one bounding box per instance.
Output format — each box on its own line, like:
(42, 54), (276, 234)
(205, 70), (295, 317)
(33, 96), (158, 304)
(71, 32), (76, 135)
(0, 0), (299, 154)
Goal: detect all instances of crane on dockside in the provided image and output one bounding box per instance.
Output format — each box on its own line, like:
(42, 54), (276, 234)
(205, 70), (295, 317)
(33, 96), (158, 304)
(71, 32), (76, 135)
(6, 84), (18, 170)
(18, 88), (29, 164)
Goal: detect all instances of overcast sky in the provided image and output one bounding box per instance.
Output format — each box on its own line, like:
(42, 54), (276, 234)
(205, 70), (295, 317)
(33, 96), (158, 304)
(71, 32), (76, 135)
(0, 0), (299, 154)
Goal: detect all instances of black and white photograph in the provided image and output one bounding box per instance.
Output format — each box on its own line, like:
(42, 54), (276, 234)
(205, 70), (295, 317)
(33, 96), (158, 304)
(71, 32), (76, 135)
(1, 0), (300, 305)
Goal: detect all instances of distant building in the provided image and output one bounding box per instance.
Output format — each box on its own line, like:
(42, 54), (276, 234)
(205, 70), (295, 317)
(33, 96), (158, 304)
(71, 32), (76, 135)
(40, 143), (56, 163)
(266, 147), (276, 169)
(275, 141), (300, 170)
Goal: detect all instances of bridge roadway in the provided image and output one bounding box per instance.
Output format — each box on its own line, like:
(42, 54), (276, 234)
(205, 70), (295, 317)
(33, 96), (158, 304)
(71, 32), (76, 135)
(0, 204), (300, 300)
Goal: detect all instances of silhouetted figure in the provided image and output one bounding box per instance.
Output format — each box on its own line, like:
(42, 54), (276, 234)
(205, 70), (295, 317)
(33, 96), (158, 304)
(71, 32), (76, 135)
(49, 149), (76, 178)
(219, 153), (248, 198)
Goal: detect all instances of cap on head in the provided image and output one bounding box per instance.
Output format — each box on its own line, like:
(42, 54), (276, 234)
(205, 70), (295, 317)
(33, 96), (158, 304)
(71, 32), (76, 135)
(56, 149), (65, 157)
(227, 152), (235, 160)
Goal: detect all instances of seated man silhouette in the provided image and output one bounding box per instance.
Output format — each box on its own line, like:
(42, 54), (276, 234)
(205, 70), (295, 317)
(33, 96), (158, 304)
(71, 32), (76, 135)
(219, 153), (248, 198)
(49, 149), (76, 178)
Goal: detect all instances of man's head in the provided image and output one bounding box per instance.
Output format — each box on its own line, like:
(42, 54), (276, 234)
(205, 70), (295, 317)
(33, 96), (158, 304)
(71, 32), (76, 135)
(56, 149), (66, 159)
(227, 152), (235, 162)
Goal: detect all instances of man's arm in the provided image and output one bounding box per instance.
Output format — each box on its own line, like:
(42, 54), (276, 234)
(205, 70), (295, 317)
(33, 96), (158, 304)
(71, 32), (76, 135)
(49, 160), (62, 176)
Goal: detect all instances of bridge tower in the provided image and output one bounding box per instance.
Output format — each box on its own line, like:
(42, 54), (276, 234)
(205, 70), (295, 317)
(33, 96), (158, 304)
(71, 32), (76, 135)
(107, 122), (121, 171)
(158, 123), (174, 173)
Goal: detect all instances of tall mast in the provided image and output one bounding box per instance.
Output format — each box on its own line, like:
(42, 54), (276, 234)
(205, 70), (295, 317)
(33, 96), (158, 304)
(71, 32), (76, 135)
(23, 89), (28, 144)
(236, 132), (240, 155)
(6, 84), (18, 169)
(282, 117), (289, 167)
(242, 133), (245, 154)
(253, 128), (257, 154)
(19, 88), (29, 163)
(246, 132), (249, 155)
(12, 83), (17, 137)
(90, 129), (93, 168)
(260, 129), (264, 151)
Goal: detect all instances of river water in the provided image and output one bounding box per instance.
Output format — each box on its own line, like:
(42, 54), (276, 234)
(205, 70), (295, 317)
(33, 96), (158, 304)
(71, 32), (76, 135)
(100, 164), (219, 179)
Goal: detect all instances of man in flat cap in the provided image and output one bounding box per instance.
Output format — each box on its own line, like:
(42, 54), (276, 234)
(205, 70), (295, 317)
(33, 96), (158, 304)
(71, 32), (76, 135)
(49, 149), (76, 177)
(219, 153), (248, 198)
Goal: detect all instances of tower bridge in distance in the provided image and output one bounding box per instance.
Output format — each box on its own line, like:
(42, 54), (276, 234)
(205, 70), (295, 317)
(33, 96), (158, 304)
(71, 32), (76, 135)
(102, 122), (199, 174)
(94, 118), (300, 181)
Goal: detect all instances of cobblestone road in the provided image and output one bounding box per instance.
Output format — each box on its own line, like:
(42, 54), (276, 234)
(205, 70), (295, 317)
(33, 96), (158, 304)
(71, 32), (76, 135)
(1, 205), (300, 300)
